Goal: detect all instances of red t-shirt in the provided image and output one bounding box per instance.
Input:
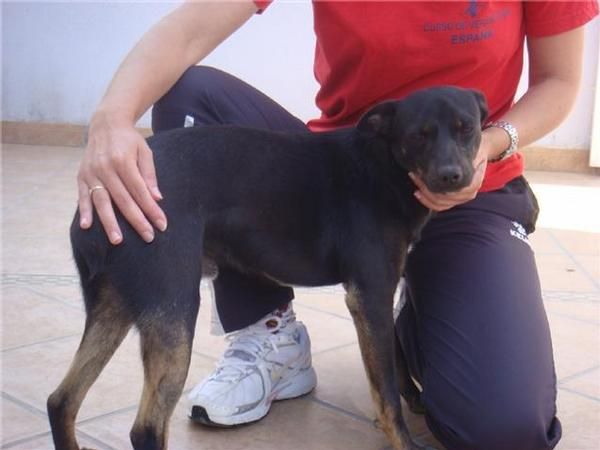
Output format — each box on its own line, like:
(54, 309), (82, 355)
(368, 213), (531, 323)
(256, 1), (598, 191)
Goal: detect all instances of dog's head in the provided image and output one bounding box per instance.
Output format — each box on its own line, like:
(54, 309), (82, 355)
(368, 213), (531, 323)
(357, 87), (488, 193)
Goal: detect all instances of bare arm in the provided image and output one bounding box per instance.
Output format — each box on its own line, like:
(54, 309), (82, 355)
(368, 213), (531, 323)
(79, 0), (258, 244)
(484, 27), (585, 158)
(412, 26), (585, 211)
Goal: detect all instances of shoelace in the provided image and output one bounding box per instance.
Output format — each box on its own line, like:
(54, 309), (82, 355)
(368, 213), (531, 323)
(210, 317), (288, 383)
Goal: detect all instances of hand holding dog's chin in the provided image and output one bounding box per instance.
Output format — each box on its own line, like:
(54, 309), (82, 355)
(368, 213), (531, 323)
(410, 140), (489, 212)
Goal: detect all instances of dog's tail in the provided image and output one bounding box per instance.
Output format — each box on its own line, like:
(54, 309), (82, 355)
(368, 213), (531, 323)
(69, 211), (109, 283)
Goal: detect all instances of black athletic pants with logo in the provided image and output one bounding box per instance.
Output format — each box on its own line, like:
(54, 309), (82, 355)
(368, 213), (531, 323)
(152, 66), (561, 450)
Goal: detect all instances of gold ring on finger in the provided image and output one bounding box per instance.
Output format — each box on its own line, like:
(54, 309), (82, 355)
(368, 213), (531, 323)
(88, 185), (106, 196)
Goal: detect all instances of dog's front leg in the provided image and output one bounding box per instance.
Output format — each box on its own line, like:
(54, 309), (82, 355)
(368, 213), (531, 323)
(345, 282), (430, 450)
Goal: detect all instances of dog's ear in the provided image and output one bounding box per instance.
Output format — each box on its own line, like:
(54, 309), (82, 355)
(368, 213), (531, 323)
(357, 101), (397, 138)
(470, 89), (488, 125)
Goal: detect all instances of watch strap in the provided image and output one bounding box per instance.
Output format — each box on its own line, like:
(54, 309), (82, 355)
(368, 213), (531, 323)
(485, 120), (519, 162)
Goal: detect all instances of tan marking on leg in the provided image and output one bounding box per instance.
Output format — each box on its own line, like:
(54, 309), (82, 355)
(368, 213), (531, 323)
(130, 323), (192, 450)
(48, 280), (131, 450)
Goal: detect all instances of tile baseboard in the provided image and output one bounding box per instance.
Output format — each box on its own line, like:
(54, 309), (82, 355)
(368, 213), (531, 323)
(2, 121), (596, 174)
(2, 121), (87, 147)
(520, 146), (596, 174)
(1, 121), (152, 148)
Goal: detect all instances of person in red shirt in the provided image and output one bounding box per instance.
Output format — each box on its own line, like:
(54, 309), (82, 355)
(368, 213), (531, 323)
(77, 1), (598, 449)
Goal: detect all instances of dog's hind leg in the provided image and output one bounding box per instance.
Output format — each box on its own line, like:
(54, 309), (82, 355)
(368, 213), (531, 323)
(129, 312), (197, 450)
(47, 278), (132, 450)
(127, 223), (202, 449)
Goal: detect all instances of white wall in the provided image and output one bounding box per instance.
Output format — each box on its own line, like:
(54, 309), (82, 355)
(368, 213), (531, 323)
(2, 1), (319, 125)
(519, 19), (600, 148)
(2, 1), (599, 149)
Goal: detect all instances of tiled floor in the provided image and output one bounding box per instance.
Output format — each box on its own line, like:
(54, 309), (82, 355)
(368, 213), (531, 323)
(2, 143), (599, 449)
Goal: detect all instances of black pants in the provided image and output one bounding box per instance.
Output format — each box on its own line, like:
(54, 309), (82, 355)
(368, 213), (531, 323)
(152, 66), (561, 450)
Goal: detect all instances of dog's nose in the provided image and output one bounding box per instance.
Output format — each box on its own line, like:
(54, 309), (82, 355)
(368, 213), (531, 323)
(438, 165), (464, 188)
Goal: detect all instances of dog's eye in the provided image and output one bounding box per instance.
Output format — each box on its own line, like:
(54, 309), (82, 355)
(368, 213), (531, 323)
(407, 132), (426, 145)
(458, 121), (474, 134)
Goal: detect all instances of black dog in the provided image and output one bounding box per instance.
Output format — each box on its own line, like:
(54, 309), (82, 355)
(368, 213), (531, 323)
(48, 86), (487, 450)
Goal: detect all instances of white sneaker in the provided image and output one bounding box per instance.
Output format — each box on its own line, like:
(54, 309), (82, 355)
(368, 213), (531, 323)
(188, 307), (317, 426)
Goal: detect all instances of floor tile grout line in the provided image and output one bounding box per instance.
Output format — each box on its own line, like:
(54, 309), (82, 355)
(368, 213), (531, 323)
(23, 285), (85, 311)
(544, 298), (600, 304)
(3, 285), (82, 308)
(1, 429), (115, 450)
(2, 333), (81, 353)
(312, 341), (358, 356)
(73, 385), (198, 429)
(558, 386), (600, 403)
(1, 274), (79, 289)
(75, 403), (140, 426)
(545, 229), (600, 292)
(73, 429), (118, 450)
(308, 396), (374, 425)
(558, 364), (600, 385)
(535, 250), (599, 256)
(294, 301), (352, 322)
(543, 288), (600, 297)
(1, 391), (48, 417)
(2, 272), (79, 280)
(3, 390), (186, 445)
(546, 300), (600, 306)
(1, 430), (53, 449)
(2, 278), (85, 313)
(546, 311), (600, 326)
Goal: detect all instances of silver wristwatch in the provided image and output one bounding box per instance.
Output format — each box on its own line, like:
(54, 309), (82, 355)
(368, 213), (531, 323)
(485, 120), (519, 162)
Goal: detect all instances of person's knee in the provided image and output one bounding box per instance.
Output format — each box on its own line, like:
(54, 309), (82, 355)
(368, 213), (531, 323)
(429, 397), (560, 450)
(152, 66), (226, 132)
(470, 407), (554, 450)
(154, 66), (222, 111)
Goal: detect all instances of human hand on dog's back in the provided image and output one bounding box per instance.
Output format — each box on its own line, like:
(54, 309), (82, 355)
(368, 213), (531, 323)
(78, 111), (166, 244)
(77, 1), (257, 244)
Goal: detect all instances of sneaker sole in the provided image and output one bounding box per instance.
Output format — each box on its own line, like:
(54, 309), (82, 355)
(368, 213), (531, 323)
(189, 367), (317, 427)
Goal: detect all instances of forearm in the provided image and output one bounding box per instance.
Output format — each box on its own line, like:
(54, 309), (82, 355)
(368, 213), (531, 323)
(93, 0), (258, 126)
(80, 0), (258, 243)
(483, 27), (585, 160)
(416, 26), (586, 211)
(483, 78), (581, 159)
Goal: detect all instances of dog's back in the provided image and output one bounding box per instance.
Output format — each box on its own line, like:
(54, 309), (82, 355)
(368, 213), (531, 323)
(71, 125), (373, 307)
(73, 127), (326, 281)
(68, 122), (429, 334)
